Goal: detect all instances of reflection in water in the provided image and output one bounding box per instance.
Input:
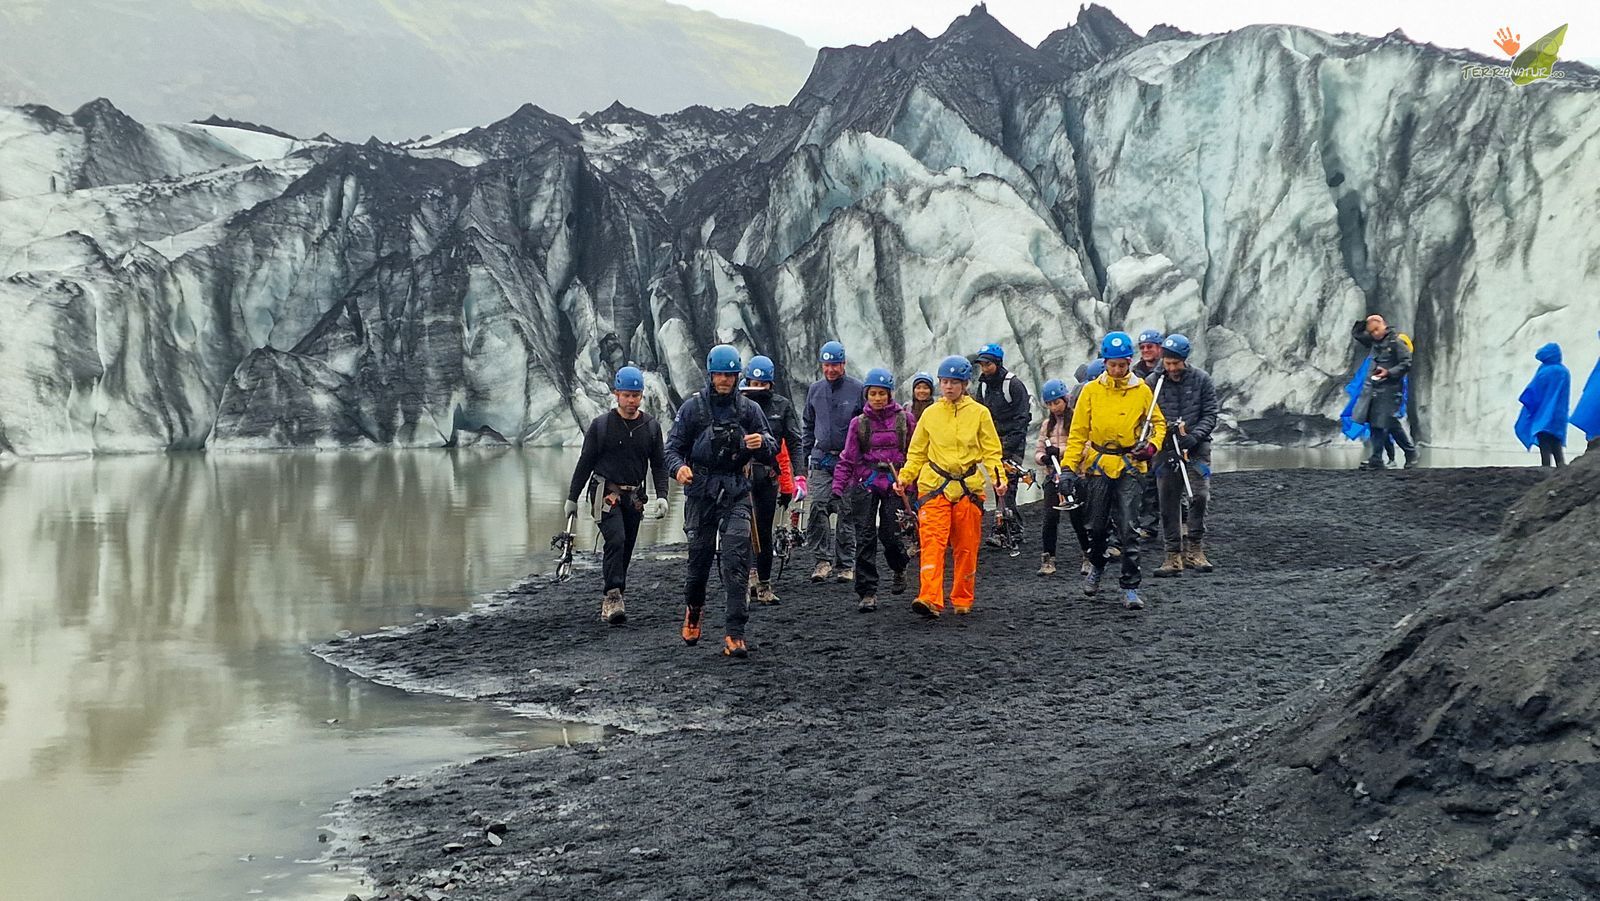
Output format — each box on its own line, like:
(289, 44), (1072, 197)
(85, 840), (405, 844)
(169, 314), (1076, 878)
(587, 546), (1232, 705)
(0, 448), (623, 901)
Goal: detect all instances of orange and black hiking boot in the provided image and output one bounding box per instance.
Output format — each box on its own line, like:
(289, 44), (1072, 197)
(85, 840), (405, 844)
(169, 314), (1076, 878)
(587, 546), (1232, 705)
(722, 635), (748, 658)
(681, 606), (702, 645)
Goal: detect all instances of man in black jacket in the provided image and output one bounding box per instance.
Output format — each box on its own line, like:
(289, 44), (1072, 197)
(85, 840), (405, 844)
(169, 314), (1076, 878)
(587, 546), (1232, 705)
(741, 354), (803, 605)
(1352, 315), (1418, 470)
(974, 342), (1031, 549)
(1145, 335), (1220, 576)
(665, 345), (776, 658)
(566, 365), (671, 625)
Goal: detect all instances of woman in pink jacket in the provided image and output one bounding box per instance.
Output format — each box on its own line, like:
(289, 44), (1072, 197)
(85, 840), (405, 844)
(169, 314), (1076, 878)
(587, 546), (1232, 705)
(833, 368), (918, 612)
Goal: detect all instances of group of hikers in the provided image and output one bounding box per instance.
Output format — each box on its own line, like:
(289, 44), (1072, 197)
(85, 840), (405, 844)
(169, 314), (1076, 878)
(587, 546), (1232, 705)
(561, 318), (1600, 657)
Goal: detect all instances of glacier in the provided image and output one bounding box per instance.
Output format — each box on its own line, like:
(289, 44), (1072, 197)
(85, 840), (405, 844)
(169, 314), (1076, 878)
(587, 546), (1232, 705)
(1, 4), (1596, 457)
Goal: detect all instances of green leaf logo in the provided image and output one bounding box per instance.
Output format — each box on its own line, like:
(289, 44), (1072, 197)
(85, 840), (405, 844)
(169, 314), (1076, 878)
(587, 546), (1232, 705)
(1510, 24), (1567, 85)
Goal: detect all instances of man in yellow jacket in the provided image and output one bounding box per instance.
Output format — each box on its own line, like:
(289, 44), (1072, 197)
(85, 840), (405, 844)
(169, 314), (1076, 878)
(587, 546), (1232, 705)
(895, 355), (1006, 617)
(1062, 332), (1167, 610)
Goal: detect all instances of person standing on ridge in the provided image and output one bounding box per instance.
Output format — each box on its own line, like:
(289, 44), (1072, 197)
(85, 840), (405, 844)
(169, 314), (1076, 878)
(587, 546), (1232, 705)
(833, 368), (917, 612)
(1351, 314), (1419, 470)
(1033, 377), (1089, 577)
(663, 345), (775, 658)
(1145, 335), (1219, 577)
(802, 340), (865, 583)
(974, 343), (1031, 550)
(1062, 332), (1166, 610)
(1515, 342), (1572, 468)
(1572, 331), (1600, 451)
(908, 371), (936, 420)
(565, 366), (671, 625)
(896, 355), (1005, 618)
(741, 355), (803, 604)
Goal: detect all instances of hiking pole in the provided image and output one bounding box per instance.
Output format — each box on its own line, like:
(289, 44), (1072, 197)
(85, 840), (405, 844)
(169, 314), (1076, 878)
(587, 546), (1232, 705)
(1133, 375), (1166, 462)
(550, 512), (577, 582)
(1173, 419), (1195, 501)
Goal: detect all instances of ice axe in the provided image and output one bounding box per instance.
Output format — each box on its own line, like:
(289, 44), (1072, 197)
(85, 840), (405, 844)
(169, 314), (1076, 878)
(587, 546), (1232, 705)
(550, 512), (577, 582)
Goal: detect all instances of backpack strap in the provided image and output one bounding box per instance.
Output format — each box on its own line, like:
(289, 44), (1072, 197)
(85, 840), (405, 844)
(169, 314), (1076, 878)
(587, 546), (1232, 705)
(1002, 373), (1014, 405)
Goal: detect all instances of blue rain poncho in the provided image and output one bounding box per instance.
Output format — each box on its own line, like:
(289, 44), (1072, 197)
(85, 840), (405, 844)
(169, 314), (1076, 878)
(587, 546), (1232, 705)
(1514, 343), (1570, 448)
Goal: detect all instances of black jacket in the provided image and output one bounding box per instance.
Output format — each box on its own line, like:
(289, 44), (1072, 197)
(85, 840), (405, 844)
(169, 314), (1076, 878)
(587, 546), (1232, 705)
(1352, 321), (1412, 396)
(566, 410), (670, 502)
(664, 384), (776, 499)
(976, 364), (1032, 458)
(1145, 365), (1219, 453)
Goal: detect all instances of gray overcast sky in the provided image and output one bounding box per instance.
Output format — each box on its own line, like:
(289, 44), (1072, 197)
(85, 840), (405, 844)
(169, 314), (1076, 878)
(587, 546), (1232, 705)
(676, 1), (1598, 60)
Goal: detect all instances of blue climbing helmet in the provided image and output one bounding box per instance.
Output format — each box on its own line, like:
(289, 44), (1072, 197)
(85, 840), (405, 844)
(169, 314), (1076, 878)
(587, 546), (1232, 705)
(818, 340), (846, 363)
(744, 355), (776, 382)
(976, 342), (1004, 363)
(706, 344), (742, 374)
(864, 367), (895, 390)
(1136, 328), (1164, 347)
(937, 355), (973, 381)
(1160, 334), (1193, 360)
(1100, 331), (1135, 360)
(910, 371), (935, 390)
(1086, 359), (1107, 379)
(613, 365), (645, 392)
(1041, 378), (1068, 403)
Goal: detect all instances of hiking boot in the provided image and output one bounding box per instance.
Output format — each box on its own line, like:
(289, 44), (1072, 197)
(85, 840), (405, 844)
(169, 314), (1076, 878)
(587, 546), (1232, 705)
(985, 533), (1005, 549)
(1122, 588), (1145, 610)
(1083, 566), (1104, 597)
(754, 581), (780, 605)
(1080, 553), (1093, 575)
(858, 594), (877, 613)
(1105, 545), (1122, 560)
(1403, 452), (1420, 470)
(1357, 460), (1373, 471)
(810, 561), (832, 582)
(834, 567), (855, 583)
(1154, 552), (1184, 578)
(911, 599), (941, 618)
(890, 569), (908, 595)
(681, 606), (702, 645)
(1364, 459), (1386, 471)
(952, 604), (972, 615)
(722, 635), (748, 658)
(1037, 553), (1056, 576)
(1136, 527), (1158, 542)
(601, 588), (627, 625)
(1183, 541), (1214, 573)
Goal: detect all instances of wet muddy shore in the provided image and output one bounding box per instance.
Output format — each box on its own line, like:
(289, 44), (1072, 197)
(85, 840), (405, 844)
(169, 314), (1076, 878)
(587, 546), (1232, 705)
(316, 466), (1596, 900)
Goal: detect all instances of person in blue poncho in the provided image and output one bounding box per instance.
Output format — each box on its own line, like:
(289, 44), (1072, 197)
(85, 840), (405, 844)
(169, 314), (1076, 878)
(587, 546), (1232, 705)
(1515, 343), (1571, 468)
(1572, 331), (1600, 450)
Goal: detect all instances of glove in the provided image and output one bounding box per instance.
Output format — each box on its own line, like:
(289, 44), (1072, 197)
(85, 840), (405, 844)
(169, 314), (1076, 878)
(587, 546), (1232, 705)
(563, 499), (578, 517)
(1131, 442), (1157, 463)
(794, 476), (808, 502)
(1178, 433), (1199, 451)
(779, 492), (793, 506)
(1045, 445), (1062, 461)
(647, 497), (668, 520)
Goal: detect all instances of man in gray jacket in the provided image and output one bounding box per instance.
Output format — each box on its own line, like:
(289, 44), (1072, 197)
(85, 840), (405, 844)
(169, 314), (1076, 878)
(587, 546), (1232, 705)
(1146, 334), (1219, 577)
(1352, 314), (1418, 470)
(802, 340), (865, 582)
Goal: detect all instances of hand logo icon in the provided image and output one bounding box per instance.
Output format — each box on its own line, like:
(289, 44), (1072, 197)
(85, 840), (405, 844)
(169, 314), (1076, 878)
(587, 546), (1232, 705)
(1494, 26), (1521, 57)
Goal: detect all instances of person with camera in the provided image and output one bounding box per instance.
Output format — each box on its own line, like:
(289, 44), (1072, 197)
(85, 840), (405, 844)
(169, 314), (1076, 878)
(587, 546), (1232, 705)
(1351, 314), (1418, 470)
(663, 345), (776, 658)
(895, 355), (1006, 618)
(1061, 332), (1167, 610)
(1144, 335), (1219, 577)
(801, 340), (866, 583)
(564, 366), (672, 625)
(1033, 378), (1089, 578)
(740, 355), (803, 605)
(832, 367), (917, 613)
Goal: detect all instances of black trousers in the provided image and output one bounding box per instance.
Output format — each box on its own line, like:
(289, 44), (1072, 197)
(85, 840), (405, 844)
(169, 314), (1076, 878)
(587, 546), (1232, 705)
(683, 492), (753, 638)
(1041, 479), (1089, 556)
(1157, 448), (1210, 552)
(1138, 469), (1160, 535)
(751, 478), (780, 581)
(852, 490), (909, 597)
(1537, 432), (1566, 468)
(598, 494), (645, 592)
(1085, 474), (1143, 589)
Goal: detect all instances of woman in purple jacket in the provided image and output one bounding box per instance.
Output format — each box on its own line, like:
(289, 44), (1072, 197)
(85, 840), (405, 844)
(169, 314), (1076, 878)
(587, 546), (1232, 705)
(832, 368), (918, 612)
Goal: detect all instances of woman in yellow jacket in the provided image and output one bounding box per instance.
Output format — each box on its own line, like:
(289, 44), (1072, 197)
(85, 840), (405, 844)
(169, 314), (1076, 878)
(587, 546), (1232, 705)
(895, 355), (1006, 617)
(1062, 332), (1167, 610)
